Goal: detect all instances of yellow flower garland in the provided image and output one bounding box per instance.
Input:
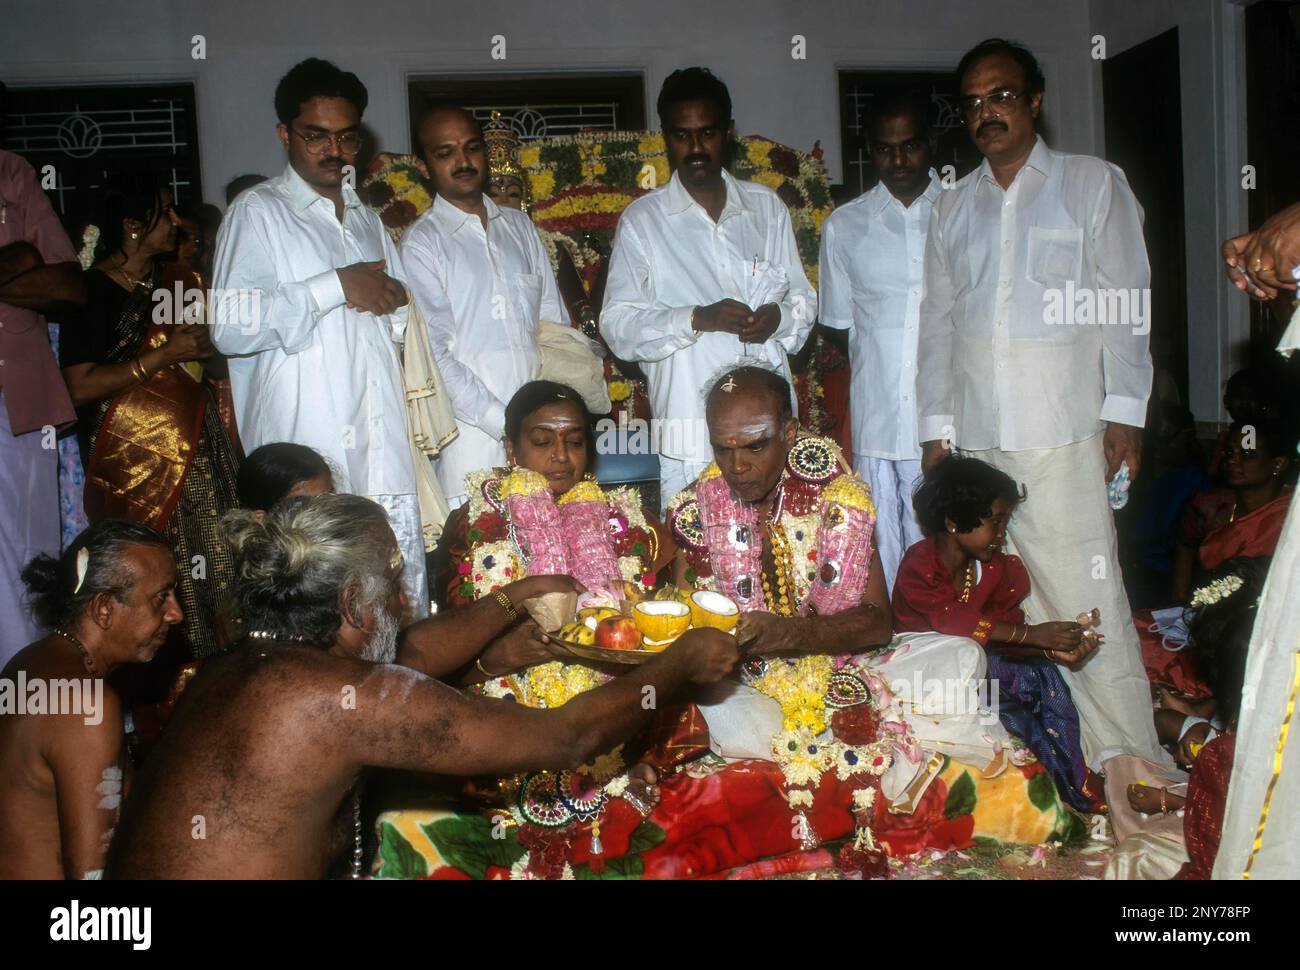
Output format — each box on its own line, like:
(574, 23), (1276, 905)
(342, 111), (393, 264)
(525, 660), (605, 709)
(753, 654), (834, 735)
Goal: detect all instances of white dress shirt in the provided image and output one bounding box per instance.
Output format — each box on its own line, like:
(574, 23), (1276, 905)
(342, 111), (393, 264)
(819, 172), (942, 461)
(601, 169), (817, 463)
(210, 163), (415, 497)
(400, 194), (568, 501)
(917, 137), (1153, 453)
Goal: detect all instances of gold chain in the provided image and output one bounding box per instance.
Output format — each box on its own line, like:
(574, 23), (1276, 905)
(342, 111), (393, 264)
(760, 516), (798, 617)
(959, 560), (974, 604)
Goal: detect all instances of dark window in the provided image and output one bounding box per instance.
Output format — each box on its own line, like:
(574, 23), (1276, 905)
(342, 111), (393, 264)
(2, 83), (203, 236)
(407, 73), (646, 148)
(837, 69), (980, 201)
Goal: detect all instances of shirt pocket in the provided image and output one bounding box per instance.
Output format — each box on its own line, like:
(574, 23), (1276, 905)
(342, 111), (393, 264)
(1026, 226), (1084, 290)
(511, 272), (543, 323)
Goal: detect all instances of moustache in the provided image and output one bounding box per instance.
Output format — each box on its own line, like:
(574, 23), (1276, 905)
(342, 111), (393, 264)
(453, 167), (478, 178)
(319, 157), (345, 168)
(977, 121), (1008, 137)
(683, 154), (711, 166)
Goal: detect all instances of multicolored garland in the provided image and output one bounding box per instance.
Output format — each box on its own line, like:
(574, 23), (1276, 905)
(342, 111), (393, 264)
(454, 470), (662, 878)
(453, 468), (656, 607)
(668, 435), (913, 868)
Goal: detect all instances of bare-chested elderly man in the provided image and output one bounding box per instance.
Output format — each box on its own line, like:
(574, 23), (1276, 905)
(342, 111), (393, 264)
(0, 519), (182, 879)
(106, 493), (738, 878)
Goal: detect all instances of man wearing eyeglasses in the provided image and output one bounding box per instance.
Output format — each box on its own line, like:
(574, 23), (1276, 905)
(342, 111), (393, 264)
(211, 58), (428, 615)
(916, 38), (1164, 768)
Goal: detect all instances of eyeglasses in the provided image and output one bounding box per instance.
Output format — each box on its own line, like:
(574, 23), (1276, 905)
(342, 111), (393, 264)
(291, 128), (364, 155)
(959, 89), (1024, 118)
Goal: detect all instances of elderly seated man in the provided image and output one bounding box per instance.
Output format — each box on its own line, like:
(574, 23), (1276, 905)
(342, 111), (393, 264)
(0, 520), (182, 879)
(668, 366), (1026, 811)
(105, 493), (737, 879)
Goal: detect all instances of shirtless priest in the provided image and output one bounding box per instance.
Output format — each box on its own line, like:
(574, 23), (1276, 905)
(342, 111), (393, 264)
(105, 493), (737, 879)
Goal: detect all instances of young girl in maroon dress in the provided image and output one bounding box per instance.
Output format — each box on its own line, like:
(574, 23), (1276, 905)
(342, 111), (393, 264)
(893, 457), (1104, 812)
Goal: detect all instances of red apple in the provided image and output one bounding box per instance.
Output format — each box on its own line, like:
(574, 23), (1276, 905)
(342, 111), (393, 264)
(595, 616), (643, 651)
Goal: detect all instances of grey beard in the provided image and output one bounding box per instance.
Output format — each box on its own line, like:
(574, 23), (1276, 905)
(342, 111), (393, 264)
(361, 605), (399, 664)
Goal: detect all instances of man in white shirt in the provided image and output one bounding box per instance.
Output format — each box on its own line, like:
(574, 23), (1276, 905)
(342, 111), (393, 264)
(211, 59), (428, 614)
(819, 94), (941, 591)
(917, 39), (1163, 765)
(401, 105), (569, 507)
(601, 68), (816, 510)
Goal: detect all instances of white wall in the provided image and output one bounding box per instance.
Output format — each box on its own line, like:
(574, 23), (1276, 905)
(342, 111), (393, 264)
(1089, 0), (1250, 423)
(0, 0), (1099, 194)
(3, 0), (1248, 418)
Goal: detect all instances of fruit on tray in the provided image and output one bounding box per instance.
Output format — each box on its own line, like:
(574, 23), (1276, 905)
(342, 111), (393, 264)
(558, 620), (595, 645)
(595, 616), (644, 651)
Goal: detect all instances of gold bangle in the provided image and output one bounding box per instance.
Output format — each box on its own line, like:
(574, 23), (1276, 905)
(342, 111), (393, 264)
(689, 306), (700, 333)
(131, 357), (150, 384)
(1042, 649), (1052, 661)
(493, 589), (517, 622)
(475, 656), (497, 679)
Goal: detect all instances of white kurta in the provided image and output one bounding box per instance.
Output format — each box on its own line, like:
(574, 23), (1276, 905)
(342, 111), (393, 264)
(401, 194), (567, 506)
(210, 163), (426, 611)
(916, 136), (1153, 453)
(819, 174), (940, 589)
(819, 173), (940, 462)
(601, 170), (816, 464)
(916, 137), (1162, 766)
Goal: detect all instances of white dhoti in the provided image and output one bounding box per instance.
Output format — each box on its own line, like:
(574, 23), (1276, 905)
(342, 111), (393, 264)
(854, 456), (924, 593)
(864, 632), (1012, 769)
(371, 492), (429, 619)
(696, 631), (1014, 811)
(976, 434), (1167, 767)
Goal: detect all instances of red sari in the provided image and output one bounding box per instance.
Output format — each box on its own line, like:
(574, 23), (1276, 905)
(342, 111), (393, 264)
(1198, 489), (1292, 571)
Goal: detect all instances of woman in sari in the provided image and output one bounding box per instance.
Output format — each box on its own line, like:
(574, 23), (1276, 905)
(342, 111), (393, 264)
(433, 381), (675, 708)
(59, 175), (241, 658)
(1173, 419), (1294, 602)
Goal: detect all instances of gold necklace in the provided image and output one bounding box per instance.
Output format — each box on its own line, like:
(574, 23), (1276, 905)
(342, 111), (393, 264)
(760, 515), (798, 617)
(52, 628), (103, 676)
(958, 560), (975, 604)
(111, 260), (148, 289)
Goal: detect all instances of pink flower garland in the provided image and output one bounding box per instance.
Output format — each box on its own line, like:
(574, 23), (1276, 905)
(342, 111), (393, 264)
(696, 471), (876, 618)
(501, 470), (569, 576)
(806, 496), (875, 617)
(502, 470), (623, 601)
(557, 481), (623, 600)
(696, 473), (765, 613)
